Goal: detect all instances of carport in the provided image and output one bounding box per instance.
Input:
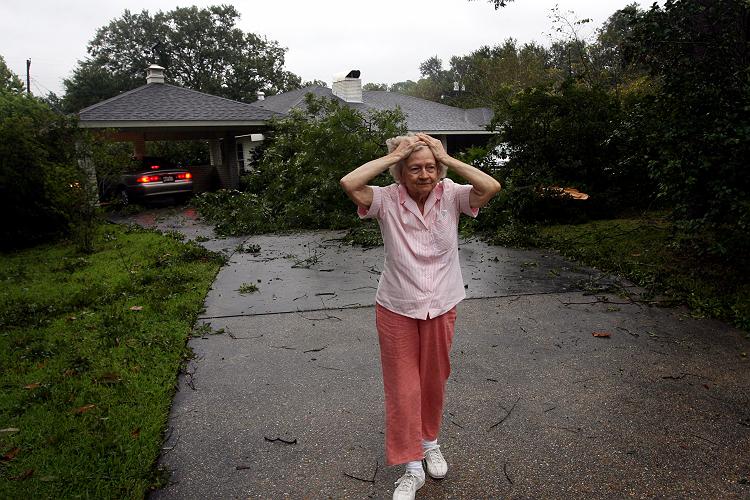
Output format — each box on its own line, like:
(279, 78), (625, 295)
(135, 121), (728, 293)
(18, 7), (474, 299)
(77, 65), (281, 190)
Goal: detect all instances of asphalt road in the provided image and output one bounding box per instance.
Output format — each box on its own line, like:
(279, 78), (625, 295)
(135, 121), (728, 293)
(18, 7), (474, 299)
(117, 207), (750, 499)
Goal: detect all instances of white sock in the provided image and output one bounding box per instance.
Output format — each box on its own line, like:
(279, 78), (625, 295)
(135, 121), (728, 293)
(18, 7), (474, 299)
(405, 460), (425, 479)
(422, 439), (438, 451)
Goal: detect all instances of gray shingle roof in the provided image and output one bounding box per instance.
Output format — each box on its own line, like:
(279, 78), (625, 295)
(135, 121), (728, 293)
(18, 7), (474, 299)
(251, 86), (493, 133)
(78, 83), (282, 123)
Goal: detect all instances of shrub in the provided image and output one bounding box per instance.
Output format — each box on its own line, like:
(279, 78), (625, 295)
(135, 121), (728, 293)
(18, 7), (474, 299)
(627, 0), (750, 261)
(0, 92), (84, 249)
(0, 91), (132, 251)
(489, 80), (657, 224)
(193, 94), (407, 235)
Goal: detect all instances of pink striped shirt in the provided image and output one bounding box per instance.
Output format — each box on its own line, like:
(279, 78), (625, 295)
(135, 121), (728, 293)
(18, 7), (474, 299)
(358, 178), (479, 319)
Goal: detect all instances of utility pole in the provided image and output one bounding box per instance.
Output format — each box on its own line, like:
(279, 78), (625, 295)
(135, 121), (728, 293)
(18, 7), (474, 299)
(26, 59), (31, 95)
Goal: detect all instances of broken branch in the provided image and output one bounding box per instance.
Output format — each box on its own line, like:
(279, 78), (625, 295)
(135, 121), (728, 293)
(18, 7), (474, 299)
(303, 346), (328, 353)
(343, 460), (379, 483)
(488, 396), (521, 430)
(504, 462), (513, 484)
(264, 436), (297, 445)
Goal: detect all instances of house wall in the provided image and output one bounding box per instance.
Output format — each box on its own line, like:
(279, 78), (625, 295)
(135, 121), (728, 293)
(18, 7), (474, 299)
(237, 134), (265, 172)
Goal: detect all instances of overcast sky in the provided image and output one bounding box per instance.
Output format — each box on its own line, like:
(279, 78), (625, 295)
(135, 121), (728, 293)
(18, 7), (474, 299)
(1, 0), (657, 97)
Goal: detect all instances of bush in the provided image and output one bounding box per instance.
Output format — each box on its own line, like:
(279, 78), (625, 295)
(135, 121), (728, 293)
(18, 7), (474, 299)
(627, 0), (750, 260)
(191, 190), (273, 236)
(0, 91), (131, 251)
(0, 92), (85, 249)
(193, 94), (407, 235)
(489, 80), (657, 224)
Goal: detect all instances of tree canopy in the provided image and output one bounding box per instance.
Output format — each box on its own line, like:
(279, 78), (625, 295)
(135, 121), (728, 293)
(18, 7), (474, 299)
(0, 55), (24, 94)
(194, 94), (407, 234)
(62, 5), (301, 112)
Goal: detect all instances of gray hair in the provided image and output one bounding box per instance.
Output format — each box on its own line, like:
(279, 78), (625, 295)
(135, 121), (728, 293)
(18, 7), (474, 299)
(385, 133), (448, 184)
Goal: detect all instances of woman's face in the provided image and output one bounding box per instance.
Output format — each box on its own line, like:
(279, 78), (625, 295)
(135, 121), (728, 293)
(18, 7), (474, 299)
(402, 147), (439, 200)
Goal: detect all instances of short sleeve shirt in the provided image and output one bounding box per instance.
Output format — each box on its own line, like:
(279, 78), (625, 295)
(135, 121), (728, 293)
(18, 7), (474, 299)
(357, 178), (479, 319)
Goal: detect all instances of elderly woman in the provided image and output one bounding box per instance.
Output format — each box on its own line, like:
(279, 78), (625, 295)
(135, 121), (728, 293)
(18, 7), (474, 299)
(340, 133), (501, 499)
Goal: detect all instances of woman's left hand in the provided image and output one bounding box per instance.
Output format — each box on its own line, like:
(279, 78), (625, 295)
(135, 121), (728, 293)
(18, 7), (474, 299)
(416, 133), (449, 165)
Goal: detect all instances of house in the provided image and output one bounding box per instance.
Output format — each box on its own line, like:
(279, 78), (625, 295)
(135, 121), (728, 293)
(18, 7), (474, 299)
(78, 65), (281, 190)
(250, 70), (494, 155)
(78, 66), (494, 190)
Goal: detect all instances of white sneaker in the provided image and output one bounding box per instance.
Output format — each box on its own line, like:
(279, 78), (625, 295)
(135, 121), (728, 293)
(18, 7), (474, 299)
(392, 472), (425, 500)
(423, 446), (448, 479)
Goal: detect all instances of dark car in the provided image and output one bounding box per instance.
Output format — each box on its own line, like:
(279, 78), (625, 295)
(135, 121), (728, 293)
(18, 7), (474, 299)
(100, 157), (194, 205)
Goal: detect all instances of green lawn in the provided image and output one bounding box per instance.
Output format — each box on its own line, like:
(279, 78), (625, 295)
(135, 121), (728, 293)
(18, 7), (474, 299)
(0, 224), (223, 498)
(519, 215), (750, 331)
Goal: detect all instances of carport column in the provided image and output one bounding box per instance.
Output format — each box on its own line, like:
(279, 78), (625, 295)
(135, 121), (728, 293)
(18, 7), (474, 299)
(132, 134), (146, 160)
(220, 133), (239, 189)
(437, 135), (448, 152)
(208, 139), (222, 166)
(208, 139), (227, 187)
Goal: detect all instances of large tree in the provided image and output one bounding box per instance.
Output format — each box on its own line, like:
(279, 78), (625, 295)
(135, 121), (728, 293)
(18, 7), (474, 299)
(0, 55), (24, 93)
(404, 40), (551, 107)
(63, 5), (300, 112)
(626, 0), (750, 256)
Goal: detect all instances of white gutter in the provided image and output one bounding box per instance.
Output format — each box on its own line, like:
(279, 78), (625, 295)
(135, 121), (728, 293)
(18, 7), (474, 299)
(414, 130), (495, 135)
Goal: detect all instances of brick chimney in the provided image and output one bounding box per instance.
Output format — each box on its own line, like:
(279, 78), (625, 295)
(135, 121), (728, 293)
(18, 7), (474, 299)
(146, 64), (165, 84)
(332, 70), (362, 103)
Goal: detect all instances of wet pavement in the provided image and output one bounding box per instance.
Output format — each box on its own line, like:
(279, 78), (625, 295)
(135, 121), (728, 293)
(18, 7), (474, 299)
(200, 231), (630, 318)
(116, 207), (750, 499)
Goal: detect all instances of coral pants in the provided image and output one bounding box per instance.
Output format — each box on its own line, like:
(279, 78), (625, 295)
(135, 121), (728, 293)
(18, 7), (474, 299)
(375, 303), (457, 466)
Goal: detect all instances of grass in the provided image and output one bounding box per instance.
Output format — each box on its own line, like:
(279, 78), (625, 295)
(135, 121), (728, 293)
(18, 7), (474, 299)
(0, 223), (224, 498)
(506, 214), (750, 331)
(237, 282), (260, 294)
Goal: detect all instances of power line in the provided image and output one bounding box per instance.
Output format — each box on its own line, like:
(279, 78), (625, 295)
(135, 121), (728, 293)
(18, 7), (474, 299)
(30, 78), (66, 113)
(30, 77), (56, 96)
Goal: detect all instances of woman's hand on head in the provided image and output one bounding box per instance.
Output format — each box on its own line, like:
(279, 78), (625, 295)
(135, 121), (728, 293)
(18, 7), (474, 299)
(415, 133), (449, 164)
(391, 136), (426, 161)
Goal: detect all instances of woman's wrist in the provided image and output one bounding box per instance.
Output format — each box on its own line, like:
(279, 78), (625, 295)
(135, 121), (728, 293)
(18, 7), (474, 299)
(439, 154), (454, 168)
(386, 151), (405, 165)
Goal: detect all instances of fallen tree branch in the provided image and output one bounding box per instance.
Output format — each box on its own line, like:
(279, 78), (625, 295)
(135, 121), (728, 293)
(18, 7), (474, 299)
(558, 297), (633, 306)
(296, 311), (342, 322)
(303, 346), (328, 353)
(184, 367), (196, 391)
(264, 436), (297, 445)
(691, 434), (721, 447)
(343, 460), (379, 484)
(488, 396), (521, 430)
(504, 462), (513, 484)
(228, 332), (263, 340)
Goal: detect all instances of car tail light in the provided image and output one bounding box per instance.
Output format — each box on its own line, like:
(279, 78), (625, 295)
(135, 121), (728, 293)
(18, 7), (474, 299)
(150, 165), (160, 170)
(176, 172), (192, 180)
(137, 175), (161, 183)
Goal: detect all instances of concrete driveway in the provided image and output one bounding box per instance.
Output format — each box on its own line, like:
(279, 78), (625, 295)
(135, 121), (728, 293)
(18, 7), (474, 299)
(116, 207), (750, 499)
